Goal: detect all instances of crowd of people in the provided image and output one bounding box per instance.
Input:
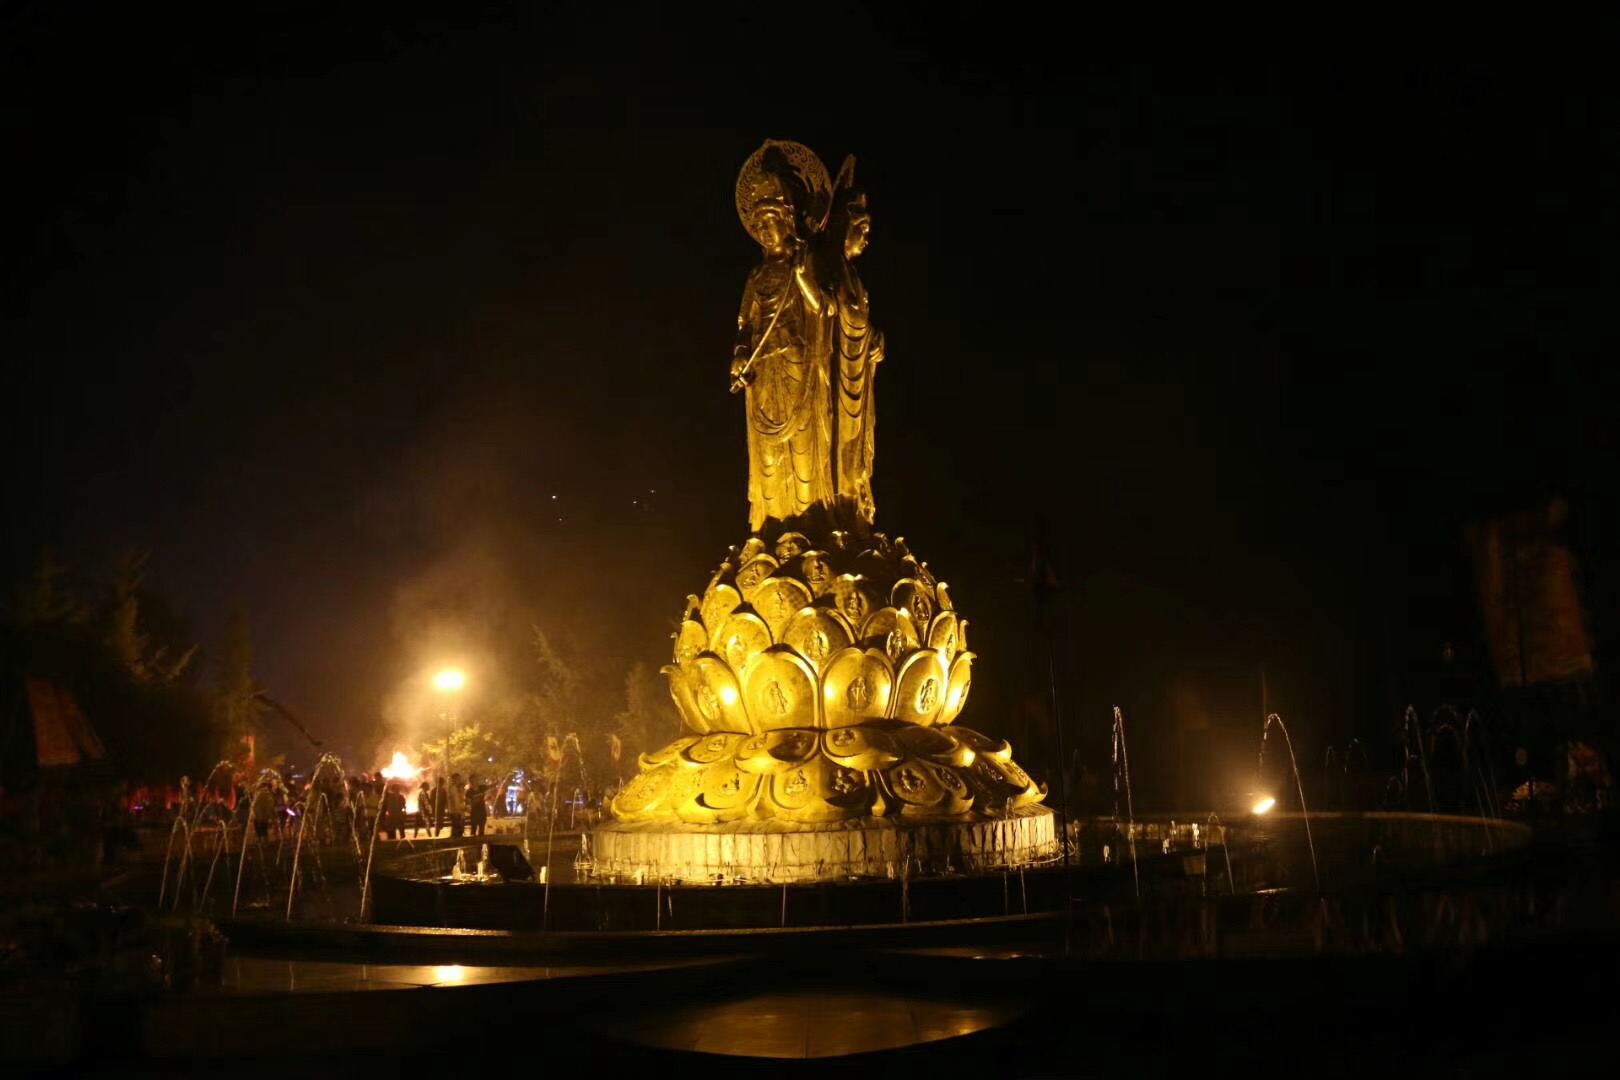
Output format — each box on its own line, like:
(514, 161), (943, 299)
(76, 758), (636, 870)
(224, 768), (625, 848)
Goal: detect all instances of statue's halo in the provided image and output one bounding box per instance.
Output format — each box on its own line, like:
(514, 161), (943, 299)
(735, 139), (832, 246)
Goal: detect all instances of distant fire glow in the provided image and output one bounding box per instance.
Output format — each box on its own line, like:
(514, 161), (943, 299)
(1252, 795), (1276, 815)
(381, 751), (418, 781)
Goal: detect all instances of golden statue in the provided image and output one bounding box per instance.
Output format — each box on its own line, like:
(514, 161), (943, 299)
(730, 141), (835, 534)
(730, 143), (889, 533)
(596, 142), (1052, 883)
(825, 159), (884, 528)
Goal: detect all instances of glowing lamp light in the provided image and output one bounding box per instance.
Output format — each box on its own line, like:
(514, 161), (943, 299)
(720, 686), (738, 706)
(1251, 795), (1276, 815)
(432, 965), (466, 984)
(432, 669), (466, 693)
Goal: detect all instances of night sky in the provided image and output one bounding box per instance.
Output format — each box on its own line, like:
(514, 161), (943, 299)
(5, 6), (1613, 800)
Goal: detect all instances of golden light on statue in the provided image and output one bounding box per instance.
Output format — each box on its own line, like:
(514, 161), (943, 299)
(1252, 795), (1277, 815)
(432, 668), (466, 693)
(591, 140), (1055, 884)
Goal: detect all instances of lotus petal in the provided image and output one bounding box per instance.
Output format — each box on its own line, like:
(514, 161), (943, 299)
(673, 619), (708, 664)
(948, 723), (1010, 762)
(820, 646), (896, 728)
(691, 655), (751, 733)
(695, 763), (761, 820)
(935, 581), (954, 611)
(733, 554), (779, 602)
(680, 731), (746, 766)
(636, 734), (700, 770)
(741, 646), (819, 731)
(673, 763), (738, 824)
(663, 662), (711, 735)
(774, 531), (811, 560)
(829, 573), (878, 626)
(861, 605), (921, 662)
(780, 607), (854, 673)
(822, 725), (901, 770)
(716, 609), (772, 672)
(890, 578), (934, 625)
(894, 724), (973, 766)
(927, 610), (959, 657)
(751, 577), (813, 640)
(825, 763), (874, 809)
(735, 729), (819, 774)
(768, 755), (861, 823)
(798, 550), (836, 597)
(610, 763), (678, 822)
(894, 649), (949, 725)
(930, 763), (975, 815)
(667, 764), (707, 805)
(700, 583), (742, 648)
(885, 760), (948, 814)
(939, 651), (975, 725)
(967, 754), (1043, 809)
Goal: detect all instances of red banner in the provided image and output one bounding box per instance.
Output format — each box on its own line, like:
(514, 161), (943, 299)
(1466, 499), (1593, 688)
(25, 677), (106, 767)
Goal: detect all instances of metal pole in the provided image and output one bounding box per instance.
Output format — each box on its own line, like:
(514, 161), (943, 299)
(1038, 575), (1073, 959)
(542, 746), (561, 929)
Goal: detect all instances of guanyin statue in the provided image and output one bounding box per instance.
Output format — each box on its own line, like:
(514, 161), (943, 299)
(596, 141), (1051, 883)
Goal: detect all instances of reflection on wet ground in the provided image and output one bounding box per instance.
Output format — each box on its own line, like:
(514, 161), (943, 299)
(215, 954), (730, 994)
(580, 988), (1031, 1059)
(882, 943), (1053, 960)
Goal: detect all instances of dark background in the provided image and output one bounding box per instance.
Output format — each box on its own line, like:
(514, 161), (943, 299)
(3, 4), (1614, 803)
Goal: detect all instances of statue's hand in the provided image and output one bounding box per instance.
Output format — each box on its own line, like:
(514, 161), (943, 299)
(729, 355), (754, 392)
(871, 331), (886, 363)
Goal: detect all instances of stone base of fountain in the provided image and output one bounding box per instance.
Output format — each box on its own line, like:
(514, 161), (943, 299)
(592, 805), (1056, 884)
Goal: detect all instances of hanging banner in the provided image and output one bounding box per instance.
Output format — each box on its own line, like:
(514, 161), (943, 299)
(1465, 498), (1593, 688)
(26, 677), (105, 767)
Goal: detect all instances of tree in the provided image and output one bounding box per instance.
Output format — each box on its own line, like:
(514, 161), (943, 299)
(103, 550), (196, 684)
(104, 553), (148, 676)
(13, 548), (84, 627)
(613, 661), (679, 769)
(419, 722), (507, 780)
(3, 550), (216, 786)
(214, 605), (262, 757)
(503, 624), (588, 770)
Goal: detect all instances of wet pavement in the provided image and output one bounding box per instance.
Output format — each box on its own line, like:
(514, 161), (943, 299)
(214, 953), (729, 994)
(580, 987), (1031, 1058)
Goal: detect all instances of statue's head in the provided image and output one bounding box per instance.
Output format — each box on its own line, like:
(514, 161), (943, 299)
(840, 191), (871, 259)
(737, 141), (829, 252)
(746, 172), (797, 254)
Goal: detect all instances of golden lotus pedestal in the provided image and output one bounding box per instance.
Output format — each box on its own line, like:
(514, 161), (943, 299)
(594, 801), (1055, 885)
(595, 528), (1055, 885)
